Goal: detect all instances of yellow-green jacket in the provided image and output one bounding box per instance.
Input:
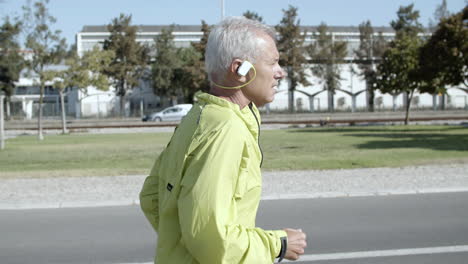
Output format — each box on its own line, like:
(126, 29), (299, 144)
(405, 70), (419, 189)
(140, 92), (287, 264)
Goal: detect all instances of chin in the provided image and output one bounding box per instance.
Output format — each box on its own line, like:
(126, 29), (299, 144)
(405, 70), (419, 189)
(267, 93), (276, 103)
(256, 97), (274, 107)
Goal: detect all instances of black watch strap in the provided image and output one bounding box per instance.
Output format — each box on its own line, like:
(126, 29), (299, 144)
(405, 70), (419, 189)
(277, 236), (287, 262)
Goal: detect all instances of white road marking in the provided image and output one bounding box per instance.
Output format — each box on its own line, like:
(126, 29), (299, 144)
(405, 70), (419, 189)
(116, 245), (468, 264)
(3, 188), (468, 210)
(284, 245), (468, 262)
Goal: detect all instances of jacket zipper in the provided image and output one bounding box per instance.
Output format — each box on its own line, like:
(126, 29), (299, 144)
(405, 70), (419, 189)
(249, 103), (263, 168)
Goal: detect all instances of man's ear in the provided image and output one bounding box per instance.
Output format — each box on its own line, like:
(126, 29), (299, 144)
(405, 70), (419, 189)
(230, 59), (248, 82)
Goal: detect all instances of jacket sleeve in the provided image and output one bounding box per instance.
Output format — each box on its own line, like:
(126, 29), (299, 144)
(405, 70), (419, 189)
(178, 127), (286, 264)
(139, 154), (163, 232)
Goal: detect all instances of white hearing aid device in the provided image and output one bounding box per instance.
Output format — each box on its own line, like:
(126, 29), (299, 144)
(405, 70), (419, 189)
(211, 60), (256, 89)
(237, 61), (253, 76)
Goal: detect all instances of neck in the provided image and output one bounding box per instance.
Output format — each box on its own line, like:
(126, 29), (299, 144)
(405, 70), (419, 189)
(209, 85), (250, 109)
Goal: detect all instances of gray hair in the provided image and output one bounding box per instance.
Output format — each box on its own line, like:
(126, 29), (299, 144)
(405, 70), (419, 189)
(205, 16), (276, 81)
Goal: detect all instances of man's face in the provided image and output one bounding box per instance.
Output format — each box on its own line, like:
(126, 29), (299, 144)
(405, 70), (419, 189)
(242, 34), (286, 107)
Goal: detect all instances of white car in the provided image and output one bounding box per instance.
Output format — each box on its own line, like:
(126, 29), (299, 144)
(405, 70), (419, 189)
(142, 104), (193, 122)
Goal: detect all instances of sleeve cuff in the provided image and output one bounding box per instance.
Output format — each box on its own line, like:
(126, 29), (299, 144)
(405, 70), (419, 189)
(277, 236), (288, 262)
(268, 230), (287, 262)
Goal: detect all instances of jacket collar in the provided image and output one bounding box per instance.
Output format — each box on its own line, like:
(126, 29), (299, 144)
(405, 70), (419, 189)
(195, 92), (260, 137)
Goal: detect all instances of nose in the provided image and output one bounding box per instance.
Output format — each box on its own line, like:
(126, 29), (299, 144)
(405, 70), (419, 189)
(275, 66), (287, 80)
(281, 67), (288, 78)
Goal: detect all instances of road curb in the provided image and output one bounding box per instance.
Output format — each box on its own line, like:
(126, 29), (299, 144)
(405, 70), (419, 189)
(262, 187), (468, 200)
(3, 187), (468, 210)
(0, 199), (141, 210)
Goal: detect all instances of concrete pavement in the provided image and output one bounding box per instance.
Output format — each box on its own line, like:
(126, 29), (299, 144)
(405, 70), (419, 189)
(1, 164), (468, 209)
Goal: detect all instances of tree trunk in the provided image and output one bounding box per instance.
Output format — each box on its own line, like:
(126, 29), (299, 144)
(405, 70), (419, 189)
(432, 94), (437, 111)
(288, 89), (294, 113)
(6, 96), (11, 120)
(287, 67), (295, 113)
(59, 90), (67, 134)
(327, 89), (334, 112)
(120, 95), (125, 118)
(404, 91), (414, 125)
(288, 75), (295, 113)
(37, 83), (44, 141)
(119, 80), (126, 118)
(187, 91), (195, 104)
(366, 80), (374, 112)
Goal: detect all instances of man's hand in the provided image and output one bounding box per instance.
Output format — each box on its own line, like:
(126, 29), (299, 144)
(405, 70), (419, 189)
(283, 228), (307, 261)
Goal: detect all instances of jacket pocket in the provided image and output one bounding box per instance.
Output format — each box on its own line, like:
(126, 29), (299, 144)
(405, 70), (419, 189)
(234, 168), (249, 200)
(233, 168), (261, 200)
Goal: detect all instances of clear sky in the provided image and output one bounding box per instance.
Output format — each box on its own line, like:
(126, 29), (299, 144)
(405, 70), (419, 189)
(1, 0), (466, 47)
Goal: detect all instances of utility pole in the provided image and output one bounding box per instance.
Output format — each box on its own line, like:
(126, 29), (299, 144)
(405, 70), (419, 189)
(221, 0), (225, 20)
(1, 94), (5, 150)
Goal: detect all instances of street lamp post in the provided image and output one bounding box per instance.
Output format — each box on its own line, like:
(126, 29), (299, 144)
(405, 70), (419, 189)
(221, 0), (225, 20)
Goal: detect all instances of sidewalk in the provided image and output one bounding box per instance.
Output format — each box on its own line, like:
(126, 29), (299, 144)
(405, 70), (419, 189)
(1, 164), (468, 210)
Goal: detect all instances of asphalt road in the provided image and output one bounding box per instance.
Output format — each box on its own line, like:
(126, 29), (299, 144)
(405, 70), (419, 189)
(1, 192), (468, 264)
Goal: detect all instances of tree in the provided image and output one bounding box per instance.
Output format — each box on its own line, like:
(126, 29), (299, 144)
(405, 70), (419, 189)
(308, 22), (347, 112)
(376, 4), (427, 125)
(354, 20), (388, 112)
(429, 0), (451, 30)
(373, 32), (389, 57)
(65, 43), (77, 59)
(191, 20), (210, 60)
(173, 46), (206, 103)
(79, 47), (115, 93)
(419, 6), (468, 91)
(424, 0), (452, 110)
(376, 36), (422, 121)
(152, 26), (208, 105)
(151, 26), (180, 106)
(243, 11), (263, 22)
(103, 14), (148, 117)
(276, 5), (310, 113)
(42, 70), (70, 134)
(190, 20), (211, 92)
(0, 17), (24, 120)
(22, 0), (66, 140)
(44, 47), (114, 133)
(391, 4), (424, 38)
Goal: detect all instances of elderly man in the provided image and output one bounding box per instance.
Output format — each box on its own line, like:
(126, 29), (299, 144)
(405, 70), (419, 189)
(140, 16), (307, 263)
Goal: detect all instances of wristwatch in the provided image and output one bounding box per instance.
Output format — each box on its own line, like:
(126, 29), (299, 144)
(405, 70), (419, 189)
(277, 236), (287, 262)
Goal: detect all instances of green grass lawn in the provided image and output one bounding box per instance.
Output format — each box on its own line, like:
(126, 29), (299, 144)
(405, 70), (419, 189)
(261, 125), (468, 170)
(1, 125), (467, 178)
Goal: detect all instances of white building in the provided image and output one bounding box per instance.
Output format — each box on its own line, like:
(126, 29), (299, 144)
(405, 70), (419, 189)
(12, 23), (466, 119)
(77, 24), (467, 114)
(12, 64), (74, 119)
(74, 25), (208, 117)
